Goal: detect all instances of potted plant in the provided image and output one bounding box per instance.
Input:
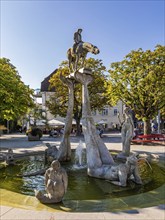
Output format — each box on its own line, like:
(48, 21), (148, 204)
(26, 127), (43, 141)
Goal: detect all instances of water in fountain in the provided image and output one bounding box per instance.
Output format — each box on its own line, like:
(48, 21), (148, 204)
(0, 154), (164, 212)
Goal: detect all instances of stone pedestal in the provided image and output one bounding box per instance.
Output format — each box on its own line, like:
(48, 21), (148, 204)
(74, 68), (115, 172)
(57, 74), (75, 161)
(28, 134), (40, 141)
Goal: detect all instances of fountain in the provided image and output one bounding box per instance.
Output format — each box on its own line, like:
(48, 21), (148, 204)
(0, 29), (164, 211)
(74, 140), (86, 167)
(0, 153), (164, 211)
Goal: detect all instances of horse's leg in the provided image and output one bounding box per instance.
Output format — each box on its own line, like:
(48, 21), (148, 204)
(75, 55), (79, 71)
(67, 49), (72, 72)
(82, 54), (87, 68)
(68, 58), (71, 72)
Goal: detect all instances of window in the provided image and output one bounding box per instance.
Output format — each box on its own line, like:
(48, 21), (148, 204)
(114, 109), (118, 116)
(102, 108), (108, 116)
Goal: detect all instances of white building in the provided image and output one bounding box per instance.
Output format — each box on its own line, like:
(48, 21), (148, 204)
(40, 70), (124, 130)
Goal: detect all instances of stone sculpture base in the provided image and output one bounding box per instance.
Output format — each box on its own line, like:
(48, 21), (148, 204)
(35, 190), (63, 204)
(57, 74), (74, 162)
(28, 134), (40, 141)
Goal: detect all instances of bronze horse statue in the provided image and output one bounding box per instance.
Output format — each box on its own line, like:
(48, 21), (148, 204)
(67, 42), (100, 72)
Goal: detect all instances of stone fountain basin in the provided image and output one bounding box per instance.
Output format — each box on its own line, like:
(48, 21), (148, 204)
(0, 154), (164, 212)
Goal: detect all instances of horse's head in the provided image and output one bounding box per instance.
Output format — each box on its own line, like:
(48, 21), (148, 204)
(83, 42), (100, 55)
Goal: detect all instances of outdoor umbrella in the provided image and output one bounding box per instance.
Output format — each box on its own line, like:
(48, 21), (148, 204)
(48, 119), (65, 126)
(97, 120), (107, 125)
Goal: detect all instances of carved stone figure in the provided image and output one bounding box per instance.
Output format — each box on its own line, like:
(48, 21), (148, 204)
(45, 143), (58, 163)
(74, 68), (115, 168)
(67, 29), (100, 72)
(35, 160), (68, 203)
(54, 30), (142, 188)
(118, 107), (134, 158)
(88, 154), (142, 187)
(73, 28), (83, 54)
(6, 148), (15, 165)
(72, 68), (142, 187)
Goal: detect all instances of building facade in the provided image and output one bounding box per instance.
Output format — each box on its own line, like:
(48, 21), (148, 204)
(40, 70), (124, 130)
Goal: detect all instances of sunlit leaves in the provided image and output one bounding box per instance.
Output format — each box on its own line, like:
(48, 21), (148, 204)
(107, 45), (165, 122)
(0, 58), (34, 120)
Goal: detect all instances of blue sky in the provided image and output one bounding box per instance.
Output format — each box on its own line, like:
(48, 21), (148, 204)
(1, 0), (164, 90)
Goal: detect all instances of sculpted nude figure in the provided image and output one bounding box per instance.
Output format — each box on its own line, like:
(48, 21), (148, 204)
(35, 160), (68, 203)
(45, 160), (68, 199)
(120, 107), (134, 157)
(88, 154), (142, 187)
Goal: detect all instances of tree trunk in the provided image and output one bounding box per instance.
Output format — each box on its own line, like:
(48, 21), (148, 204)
(76, 118), (82, 136)
(143, 119), (151, 135)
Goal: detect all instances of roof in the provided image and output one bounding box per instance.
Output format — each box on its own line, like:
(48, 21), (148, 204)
(40, 69), (58, 92)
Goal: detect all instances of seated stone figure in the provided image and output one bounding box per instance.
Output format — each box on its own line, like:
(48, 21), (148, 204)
(88, 154), (142, 187)
(35, 160), (68, 203)
(45, 143), (58, 163)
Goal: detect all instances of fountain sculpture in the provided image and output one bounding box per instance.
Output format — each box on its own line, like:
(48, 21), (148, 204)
(117, 106), (134, 159)
(0, 29), (164, 212)
(35, 160), (68, 203)
(35, 29), (142, 204)
(73, 68), (142, 186)
(5, 149), (15, 165)
(64, 29), (141, 186)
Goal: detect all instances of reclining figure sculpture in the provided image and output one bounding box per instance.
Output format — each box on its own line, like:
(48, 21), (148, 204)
(88, 154), (142, 187)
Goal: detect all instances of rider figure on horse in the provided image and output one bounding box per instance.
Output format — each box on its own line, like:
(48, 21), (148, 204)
(73, 28), (83, 54)
(67, 29), (99, 72)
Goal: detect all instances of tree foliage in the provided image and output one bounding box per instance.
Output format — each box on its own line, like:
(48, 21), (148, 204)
(0, 58), (34, 120)
(46, 58), (110, 135)
(106, 45), (165, 134)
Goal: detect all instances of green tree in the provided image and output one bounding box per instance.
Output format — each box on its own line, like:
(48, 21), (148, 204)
(46, 58), (110, 135)
(107, 45), (165, 134)
(0, 58), (34, 121)
(28, 104), (46, 127)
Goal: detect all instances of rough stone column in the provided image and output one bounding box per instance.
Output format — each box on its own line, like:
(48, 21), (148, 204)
(57, 73), (75, 161)
(74, 68), (115, 173)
